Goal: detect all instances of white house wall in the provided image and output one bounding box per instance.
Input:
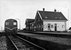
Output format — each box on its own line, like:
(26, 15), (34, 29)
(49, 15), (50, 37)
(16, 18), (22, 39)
(43, 20), (66, 31)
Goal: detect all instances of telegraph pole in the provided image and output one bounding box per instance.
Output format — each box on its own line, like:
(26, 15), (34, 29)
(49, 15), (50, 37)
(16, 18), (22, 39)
(68, 8), (69, 29)
(16, 18), (20, 30)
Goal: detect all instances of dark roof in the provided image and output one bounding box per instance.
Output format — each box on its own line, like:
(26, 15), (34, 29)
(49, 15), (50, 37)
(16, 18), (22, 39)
(38, 11), (67, 20)
(26, 19), (35, 23)
(5, 19), (17, 22)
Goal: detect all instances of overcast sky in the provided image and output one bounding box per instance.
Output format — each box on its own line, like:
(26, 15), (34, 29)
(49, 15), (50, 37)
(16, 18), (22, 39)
(0, 0), (71, 30)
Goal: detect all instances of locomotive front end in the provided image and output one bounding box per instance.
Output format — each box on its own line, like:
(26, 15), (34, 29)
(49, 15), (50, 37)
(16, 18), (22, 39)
(5, 19), (17, 34)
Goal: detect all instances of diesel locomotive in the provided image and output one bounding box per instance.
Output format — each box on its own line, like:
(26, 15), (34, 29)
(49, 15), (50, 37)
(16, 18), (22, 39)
(5, 19), (17, 33)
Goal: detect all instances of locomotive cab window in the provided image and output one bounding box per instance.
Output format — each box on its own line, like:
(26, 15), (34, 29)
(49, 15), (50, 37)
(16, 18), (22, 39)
(6, 22), (9, 25)
(13, 22), (17, 25)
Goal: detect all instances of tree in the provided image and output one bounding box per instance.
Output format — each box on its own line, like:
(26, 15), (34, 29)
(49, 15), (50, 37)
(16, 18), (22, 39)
(69, 27), (71, 30)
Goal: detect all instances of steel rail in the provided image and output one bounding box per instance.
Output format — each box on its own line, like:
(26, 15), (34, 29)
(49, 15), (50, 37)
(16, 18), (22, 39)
(17, 36), (46, 50)
(8, 36), (19, 50)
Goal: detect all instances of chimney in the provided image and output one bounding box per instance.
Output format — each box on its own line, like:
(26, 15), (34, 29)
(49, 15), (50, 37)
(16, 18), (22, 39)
(54, 9), (56, 12)
(43, 8), (45, 11)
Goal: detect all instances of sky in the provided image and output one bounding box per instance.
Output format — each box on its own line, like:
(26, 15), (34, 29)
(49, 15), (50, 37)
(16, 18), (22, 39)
(0, 0), (71, 30)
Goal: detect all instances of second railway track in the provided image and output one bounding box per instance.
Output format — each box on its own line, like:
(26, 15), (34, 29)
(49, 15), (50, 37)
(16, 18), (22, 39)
(6, 33), (46, 50)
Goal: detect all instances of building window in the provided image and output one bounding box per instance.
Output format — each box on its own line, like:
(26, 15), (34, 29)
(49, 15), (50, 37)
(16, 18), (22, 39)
(48, 23), (50, 28)
(62, 25), (64, 28)
(31, 24), (34, 26)
(51, 25), (53, 28)
(55, 24), (57, 26)
(44, 24), (48, 29)
(45, 17), (48, 19)
(48, 23), (50, 26)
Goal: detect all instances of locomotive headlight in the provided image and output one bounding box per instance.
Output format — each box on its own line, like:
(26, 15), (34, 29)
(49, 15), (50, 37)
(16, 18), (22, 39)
(13, 22), (17, 25)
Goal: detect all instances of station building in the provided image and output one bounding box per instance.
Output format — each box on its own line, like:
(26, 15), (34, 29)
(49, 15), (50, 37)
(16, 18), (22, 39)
(25, 8), (67, 31)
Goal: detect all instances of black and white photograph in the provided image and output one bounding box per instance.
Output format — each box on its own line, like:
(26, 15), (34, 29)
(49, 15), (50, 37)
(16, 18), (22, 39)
(0, 0), (71, 50)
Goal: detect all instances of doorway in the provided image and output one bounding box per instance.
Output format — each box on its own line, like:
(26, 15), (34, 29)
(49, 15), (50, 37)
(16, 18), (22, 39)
(55, 24), (57, 31)
(48, 24), (51, 31)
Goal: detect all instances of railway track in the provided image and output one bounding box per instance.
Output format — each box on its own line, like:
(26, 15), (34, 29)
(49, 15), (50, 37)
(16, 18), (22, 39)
(6, 34), (45, 50)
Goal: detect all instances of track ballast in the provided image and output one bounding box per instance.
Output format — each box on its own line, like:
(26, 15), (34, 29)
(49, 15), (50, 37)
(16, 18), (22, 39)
(6, 33), (45, 50)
